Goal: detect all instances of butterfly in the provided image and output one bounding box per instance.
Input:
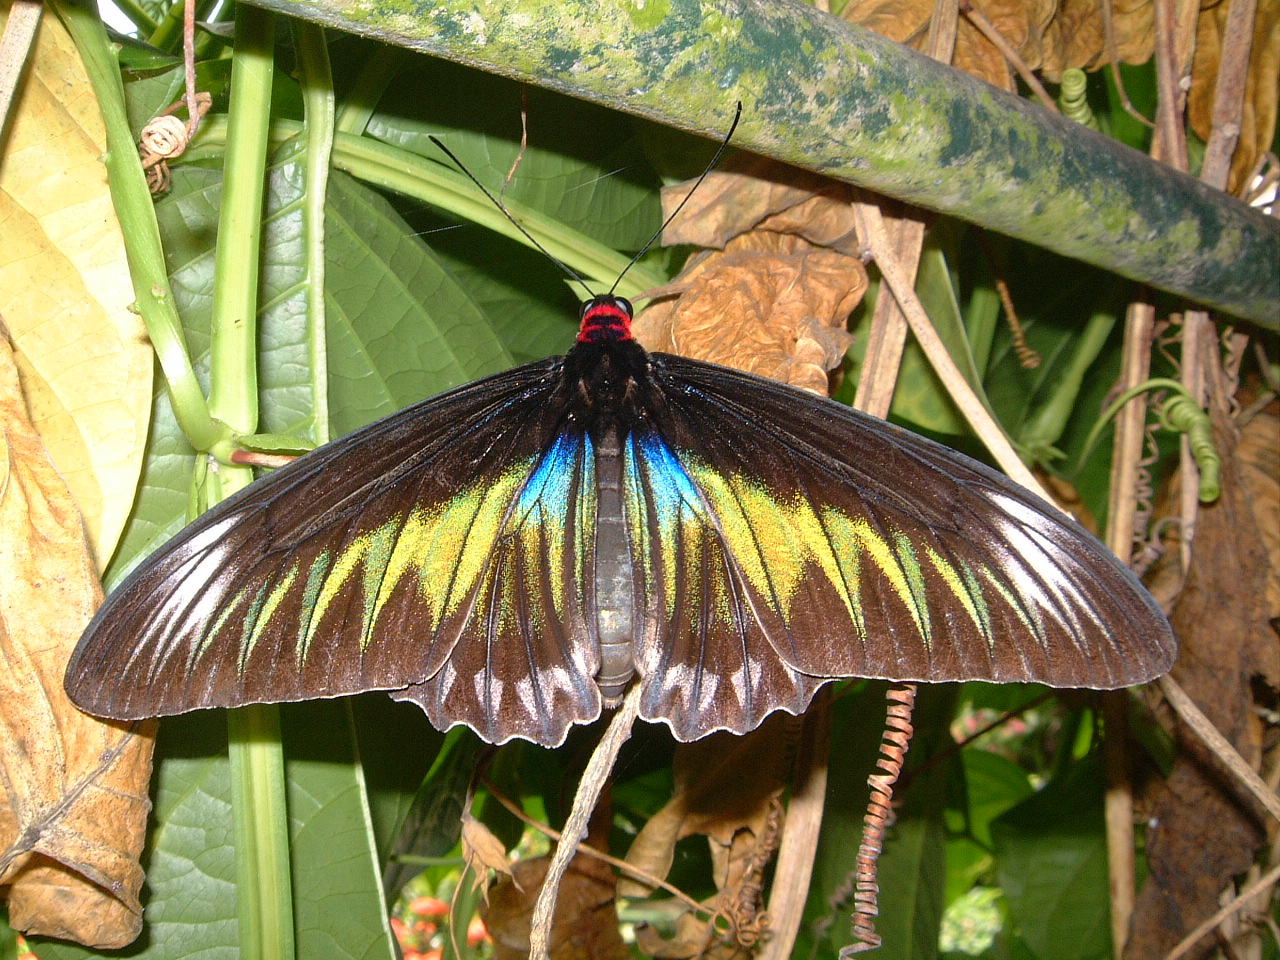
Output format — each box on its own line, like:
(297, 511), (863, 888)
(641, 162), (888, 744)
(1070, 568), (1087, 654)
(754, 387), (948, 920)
(65, 285), (1176, 747)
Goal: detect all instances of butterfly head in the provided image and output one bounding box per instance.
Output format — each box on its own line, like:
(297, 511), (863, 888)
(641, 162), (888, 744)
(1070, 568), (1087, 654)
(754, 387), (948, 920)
(577, 295), (634, 343)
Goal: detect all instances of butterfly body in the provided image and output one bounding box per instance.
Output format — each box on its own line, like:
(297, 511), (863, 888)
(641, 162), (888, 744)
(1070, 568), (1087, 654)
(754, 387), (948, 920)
(66, 295), (1175, 747)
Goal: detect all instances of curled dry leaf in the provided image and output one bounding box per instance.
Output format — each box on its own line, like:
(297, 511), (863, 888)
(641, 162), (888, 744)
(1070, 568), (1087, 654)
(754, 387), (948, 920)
(0, 3), (152, 570)
(0, 336), (154, 948)
(482, 812), (627, 960)
(1188, 0), (1280, 195)
(634, 158), (865, 394)
(462, 813), (516, 898)
(841, 0), (1156, 85)
(621, 716), (795, 954)
(658, 155), (860, 255)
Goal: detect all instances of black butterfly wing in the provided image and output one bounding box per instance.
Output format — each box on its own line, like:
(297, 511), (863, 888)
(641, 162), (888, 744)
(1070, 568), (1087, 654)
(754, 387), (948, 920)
(623, 423), (828, 739)
(627, 354), (1175, 740)
(65, 359), (602, 746)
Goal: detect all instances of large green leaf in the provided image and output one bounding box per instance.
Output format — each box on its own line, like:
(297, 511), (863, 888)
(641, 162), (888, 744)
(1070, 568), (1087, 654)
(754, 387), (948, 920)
(366, 55), (661, 251)
(991, 754), (1111, 960)
(104, 157), (515, 587)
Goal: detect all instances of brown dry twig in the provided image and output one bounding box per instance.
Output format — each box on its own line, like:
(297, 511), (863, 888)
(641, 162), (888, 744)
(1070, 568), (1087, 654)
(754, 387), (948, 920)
(1164, 859), (1280, 960)
(957, 0), (1057, 112)
(1158, 674), (1280, 823)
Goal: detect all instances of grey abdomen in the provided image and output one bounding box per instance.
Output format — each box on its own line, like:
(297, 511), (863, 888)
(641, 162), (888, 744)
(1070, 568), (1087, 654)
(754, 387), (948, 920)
(593, 429), (634, 704)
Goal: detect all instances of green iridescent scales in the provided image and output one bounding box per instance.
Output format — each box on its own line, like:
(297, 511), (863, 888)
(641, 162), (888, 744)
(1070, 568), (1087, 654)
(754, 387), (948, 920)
(628, 433), (1034, 666)
(205, 428), (1084, 688)
(205, 434), (597, 683)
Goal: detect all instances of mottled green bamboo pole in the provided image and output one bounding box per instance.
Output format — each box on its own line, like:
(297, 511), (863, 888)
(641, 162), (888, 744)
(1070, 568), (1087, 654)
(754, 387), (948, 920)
(244, 0), (1277, 326)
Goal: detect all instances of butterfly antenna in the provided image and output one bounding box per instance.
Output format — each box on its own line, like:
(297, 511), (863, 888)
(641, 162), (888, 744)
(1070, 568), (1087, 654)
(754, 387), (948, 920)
(429, 135), (594, 296)
(608, 101), (743, 297)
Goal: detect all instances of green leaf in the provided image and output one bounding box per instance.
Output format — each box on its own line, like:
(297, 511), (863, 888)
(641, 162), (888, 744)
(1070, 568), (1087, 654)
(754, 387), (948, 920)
(366, 57), (661, 250)
(0, 907), (21, 960)
(282, 702), (399, 959)
(376, 722), (473, 903)
(991, 753), (1111, 960)
(321, 167), (515, 435)
(802, 685), (952, 960)
(960, 750), (1035, 850)
(105, 154), (517, 585)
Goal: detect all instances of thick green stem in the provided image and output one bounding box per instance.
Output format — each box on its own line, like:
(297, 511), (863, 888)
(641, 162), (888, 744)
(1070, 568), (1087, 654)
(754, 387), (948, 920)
(212, 6), (296, 959)
(293, 20), (336, 446)
(226, 705), (296, 960)
(240, 0), (1278, 325)
(52, 0), (223, 452)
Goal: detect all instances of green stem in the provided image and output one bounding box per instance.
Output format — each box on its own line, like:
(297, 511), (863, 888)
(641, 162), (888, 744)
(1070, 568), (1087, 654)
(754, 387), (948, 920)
(187, 117), (667, 299)
(335, 42), (405, 137)
(52, 0), (223, 453)
(212, 6), (295, 959)
(227, 705), (296, 960)
(207, 4), (273, 456)
(292, 20), (335, 446)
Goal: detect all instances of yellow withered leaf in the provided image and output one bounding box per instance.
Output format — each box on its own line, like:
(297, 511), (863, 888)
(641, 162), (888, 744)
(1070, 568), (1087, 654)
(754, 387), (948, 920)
(0, 333), (154, 948)
(0, 4), (152, 570)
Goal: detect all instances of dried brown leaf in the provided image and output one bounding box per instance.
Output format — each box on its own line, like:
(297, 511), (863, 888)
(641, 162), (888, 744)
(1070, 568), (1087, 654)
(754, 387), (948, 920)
(0, 335), (153, 948)
(841, 0), (933, 47)
(953, 17), (1016, 90)
(483, 817), (626, 960)
(463, 813), (515, 898)
(1126, 402), (1276, 957)
(642, 157), (865, 391)
(620, 717), (792, 897)
(634, 236), (864, 393)
(660, 156), (858, 253)
(1238, 409), (1280, 658)
(1188, 0), (1280, 194)
(633, 911), (716, 959)
(1111, 0), (1156, 66)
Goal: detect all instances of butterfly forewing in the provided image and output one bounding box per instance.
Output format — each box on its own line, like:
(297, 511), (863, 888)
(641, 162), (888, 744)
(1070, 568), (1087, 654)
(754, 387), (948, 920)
(635, 354), (1173, 703)
(66, 359), (598, 741)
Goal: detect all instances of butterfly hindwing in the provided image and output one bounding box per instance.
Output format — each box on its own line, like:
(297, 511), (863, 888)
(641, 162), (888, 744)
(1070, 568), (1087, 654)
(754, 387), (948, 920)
(393, 429), (603, 745)
(624, 354), (1174, 739)
(623, 426), (826, 740)
(65, 359), (601, 745)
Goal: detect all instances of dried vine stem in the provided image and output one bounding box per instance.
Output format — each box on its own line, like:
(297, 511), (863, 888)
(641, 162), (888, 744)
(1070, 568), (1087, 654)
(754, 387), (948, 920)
(841, 683), (918, 955)
(528, 685), (640, 960)
(482, 778), (706, 913)
(1159, 674), (1280, 823)
(858, 204), (1054, 503)
(1102, 297), (1157, 952)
